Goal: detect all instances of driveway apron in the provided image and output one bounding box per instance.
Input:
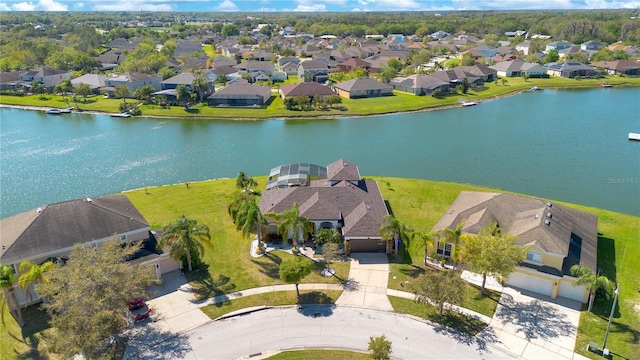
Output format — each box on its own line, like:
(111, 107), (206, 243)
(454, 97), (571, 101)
(336, 253), (393, 311)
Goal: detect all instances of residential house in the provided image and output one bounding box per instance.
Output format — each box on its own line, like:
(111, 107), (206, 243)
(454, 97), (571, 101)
(389, 74), (450, 96)
(337, 58), (373, 73)
(333, 78), (392, 99)
(490, 61), (547, 78)
(213, 56), (238, 67)
(430, 30), (451, 40)
(250, 49), (274, 62)
(0, 70), (27, 92)
(431, 68), (483, 87)
(71, 74), (108, 94)
(516, 40), (532, 55)
(207, 83), (272, 107)
(545, 62), (600, 78)
(280, 82), (336, 99)
(558, 46), (590, 59)
(298, 60), (329, 83)
(181, 56), (211, 71)
(20, 66), (71, 90)
(545, 41), (573, 53)
(0, 196), (180, 307)
(174, 40), (204, 60)
(234, 61), (276, 75)
(104, 72), (162, 96)
(280, 61), (300, 75)
(591, 60), (640, 76)
(259, 159), (389, 253)
(159, 72), (215, 102)
(95, 49), (127, 70)
(471, 44), (498, 59)
(458, 65), (498, 82)
(432, 191), (597, 303)
(105, 38), (140, 51)
(580, 40), (605, 53)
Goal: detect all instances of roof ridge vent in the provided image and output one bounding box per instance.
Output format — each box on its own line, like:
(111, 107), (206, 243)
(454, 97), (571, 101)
(86, 197), (93, 203)
(547, 202), (552, 207)
(534, 214), (539, 219)
(544, 219), (551, 226)
(547, 212), (552, 218)
(37, 207), (43, 214)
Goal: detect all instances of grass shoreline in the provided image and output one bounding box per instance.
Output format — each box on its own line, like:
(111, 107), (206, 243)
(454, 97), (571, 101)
(2, 77), (638, 121)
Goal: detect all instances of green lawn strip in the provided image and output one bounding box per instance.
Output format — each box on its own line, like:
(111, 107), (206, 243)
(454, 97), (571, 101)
(388, 263), (500, 317)
(388, 296), (487, 336)
(200, 290), (343, 320)
(0, 304), (52, 359)
(3, 76), (638, 120)
(265, 349), (371, 360)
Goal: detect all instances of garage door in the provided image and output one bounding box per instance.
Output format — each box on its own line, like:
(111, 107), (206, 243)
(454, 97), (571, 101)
(506, 272), (554, 297)
(159, 256), (181, 274)
(558, 281), (586, 302)
(348, 239), (385, 252)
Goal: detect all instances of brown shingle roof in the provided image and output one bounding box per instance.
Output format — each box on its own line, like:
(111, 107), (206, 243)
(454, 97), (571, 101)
(280, 82), (335, 97)
(333, 78), (391, 92)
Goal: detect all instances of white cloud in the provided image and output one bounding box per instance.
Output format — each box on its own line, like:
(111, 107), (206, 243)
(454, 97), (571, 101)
(0, 3), (10, 10)
(450, 0), (578, 10)
(215, 0), (240, 11)
(90, 0), (174, 11)
(584, 0), (640, 8)
(294, 4), (328, 11)
(74, 2), (84, 9)
(256, 7), (278, 11)
(11, 0), (68, 11)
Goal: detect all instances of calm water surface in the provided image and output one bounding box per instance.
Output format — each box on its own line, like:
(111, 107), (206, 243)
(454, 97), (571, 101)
(1, 87), (639, 218)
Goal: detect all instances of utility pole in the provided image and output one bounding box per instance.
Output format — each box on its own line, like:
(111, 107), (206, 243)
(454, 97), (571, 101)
(602, 284), (620, 355)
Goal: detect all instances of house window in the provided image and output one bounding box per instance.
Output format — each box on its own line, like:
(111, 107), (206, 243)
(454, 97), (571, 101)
(436, 241), (452, 257)
(526, 251), (542, 264)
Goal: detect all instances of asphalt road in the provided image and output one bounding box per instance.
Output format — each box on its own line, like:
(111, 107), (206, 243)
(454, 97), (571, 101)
(125, 305), (518, 360)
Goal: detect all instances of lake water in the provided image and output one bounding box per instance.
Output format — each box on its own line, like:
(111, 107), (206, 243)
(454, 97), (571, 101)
(1, 87), (639, 218)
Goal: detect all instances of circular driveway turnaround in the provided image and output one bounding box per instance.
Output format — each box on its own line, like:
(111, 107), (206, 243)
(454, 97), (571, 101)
(171, 306), (517, 360)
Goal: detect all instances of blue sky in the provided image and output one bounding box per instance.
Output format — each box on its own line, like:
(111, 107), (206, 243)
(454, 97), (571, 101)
(0, 0), (638, 13)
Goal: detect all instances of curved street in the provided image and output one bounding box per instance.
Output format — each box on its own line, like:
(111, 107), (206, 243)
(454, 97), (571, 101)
(125, 305), (518, 360)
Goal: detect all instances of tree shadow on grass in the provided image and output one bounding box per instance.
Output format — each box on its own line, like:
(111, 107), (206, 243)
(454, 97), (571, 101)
(184, 108), (200, 114)
(251, 252), (282, 280)
(432, 312), (492, 353)
(187, 265), (236, 301)
(7, 305), (51, 359)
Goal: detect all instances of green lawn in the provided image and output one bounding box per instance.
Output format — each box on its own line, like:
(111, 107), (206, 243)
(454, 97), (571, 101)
(266, 349), (371, 360)
(388, 296), (488, 336)
(200, 290), (342, 320)
(3, 76), (638, 120)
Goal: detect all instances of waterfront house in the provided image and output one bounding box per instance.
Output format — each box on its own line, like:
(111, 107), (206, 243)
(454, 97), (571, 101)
(0, 196), (180, 307)
(259, 159), (390, 253)
(297, 60), (329, 83)
(389, 74), (450, 96)
(104, 72), (162, 96)
(591, 60), (640, 76)
(490, 61), (547, 78)
(280, 82), (336, 99)
(333, 78), (392, 99)
(0, 70), (27, 92)
(20, 66), (70, 90)
(207, 83), (272, 107)
(432, 191), (597, 303)
(545, 62), (600, 78)
(71, 74), (108, 94)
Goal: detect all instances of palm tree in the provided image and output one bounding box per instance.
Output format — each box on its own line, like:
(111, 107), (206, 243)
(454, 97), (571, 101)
(158, 215), (212, 272)
(176, 84), (191, 109)
(439, 222), (467, 270)
(234, 197), (267, 247)
(267, 202), (312, 249)
(236, 171), (257, 191)
(191, 70), (208, 103)
(0, 264), (23, 327)
(18, 260), (55, 304)
(378, 214), (412, 255)
(570, 264), (615, 312)
(412, 230), (438, 265)
(31, 80), (45, 99)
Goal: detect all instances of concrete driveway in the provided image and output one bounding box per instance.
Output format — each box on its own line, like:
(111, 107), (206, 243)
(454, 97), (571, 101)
(481, 286), (587, 360)
(335, 253), (393, 311)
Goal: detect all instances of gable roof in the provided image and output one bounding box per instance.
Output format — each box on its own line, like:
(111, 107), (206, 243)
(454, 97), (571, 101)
(161, 72), (197, 85)
(209, 84), (271, 99)
(259, 160), (388, 238)
(0, 196), (149, 263)
(22, 66), (68, 77)
(299, 60), (329, 71)
(280, 82), (336, 97)
(333, 77), (392, 92)
(433, 191), (598, 273)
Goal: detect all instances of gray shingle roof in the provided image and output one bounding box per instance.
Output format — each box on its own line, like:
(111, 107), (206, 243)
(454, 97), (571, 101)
(280, 82), (335, 97)
(0, 196), (149, 263)
(333, 78), (391, 92)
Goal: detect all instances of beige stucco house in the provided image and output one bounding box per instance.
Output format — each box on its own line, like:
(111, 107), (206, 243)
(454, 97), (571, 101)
(432, 191), (598, 303)
(0, 196), (180, 307)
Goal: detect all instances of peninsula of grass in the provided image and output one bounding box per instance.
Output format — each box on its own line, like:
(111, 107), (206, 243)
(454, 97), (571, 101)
(2, 76), (639, 120)
(200, 290), (343, 320)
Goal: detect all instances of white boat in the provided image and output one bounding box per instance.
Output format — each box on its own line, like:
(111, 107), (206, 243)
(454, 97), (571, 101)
(45, 109), (61, 115)
(111, 113), (131, 118)
(461, 101), (477, 107)
(59, 107), (73, 113)
(530, 86), (542, 91)
(629, 132), (640, 141)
